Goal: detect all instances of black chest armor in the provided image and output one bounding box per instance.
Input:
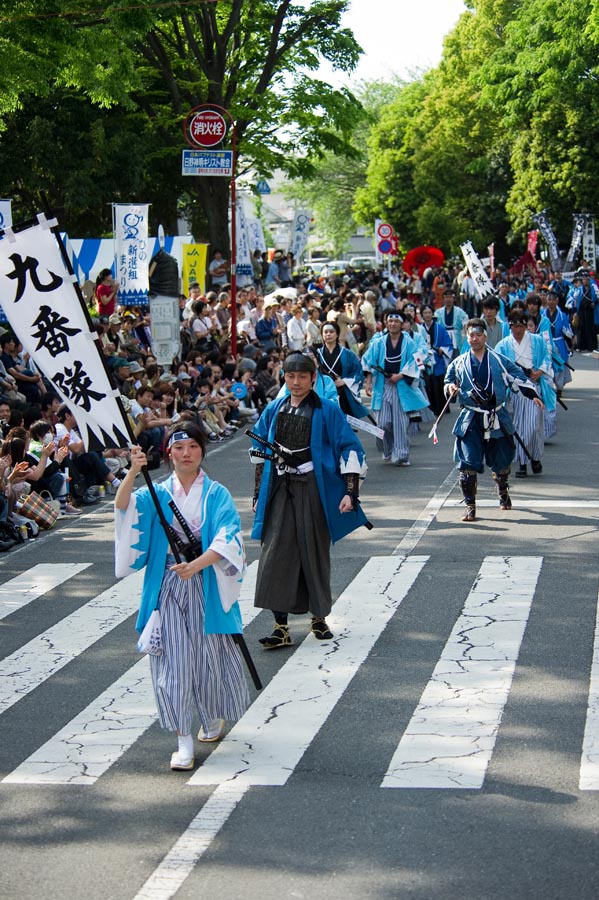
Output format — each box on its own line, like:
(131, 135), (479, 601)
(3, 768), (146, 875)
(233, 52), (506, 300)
(275, 397), (314, 467)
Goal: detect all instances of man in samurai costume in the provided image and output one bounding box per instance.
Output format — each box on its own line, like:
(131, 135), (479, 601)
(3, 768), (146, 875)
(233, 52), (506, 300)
(362, 310), (430, 466)
(434, 288), (469, 358)
(444, 318), (543, 522)
(542, 288), (573, 393)
(496, 311), (556, 475)
(250, 351), (368, 649)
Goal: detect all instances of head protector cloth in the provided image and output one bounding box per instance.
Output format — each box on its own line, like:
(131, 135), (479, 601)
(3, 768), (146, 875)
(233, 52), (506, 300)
(283, 352), (316, 374)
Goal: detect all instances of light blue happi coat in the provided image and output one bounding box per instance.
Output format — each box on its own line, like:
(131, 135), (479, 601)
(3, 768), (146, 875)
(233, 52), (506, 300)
(495, 333), (556, 412)
(362, 331), (429, 413)
(115, 472), (245, 635)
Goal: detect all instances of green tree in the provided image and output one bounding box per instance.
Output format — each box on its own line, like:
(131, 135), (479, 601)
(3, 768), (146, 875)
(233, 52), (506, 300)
(0, 1), (363, 249)
(480, 0), (599, 241)
(287, 79), (399, 256)
(354, 1), (517, 257)
(353, 76), (431, 251)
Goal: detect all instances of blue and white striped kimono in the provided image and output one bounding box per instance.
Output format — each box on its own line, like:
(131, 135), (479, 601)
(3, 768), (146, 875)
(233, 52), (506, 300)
(362, 331), (429, 464)
(495, 332), (556, 456)
(115, 472), (250, 736)
(541, 306), (573, 390)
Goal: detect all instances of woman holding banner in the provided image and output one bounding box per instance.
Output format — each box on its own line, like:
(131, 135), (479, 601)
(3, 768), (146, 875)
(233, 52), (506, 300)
(114, 422), (249, 771)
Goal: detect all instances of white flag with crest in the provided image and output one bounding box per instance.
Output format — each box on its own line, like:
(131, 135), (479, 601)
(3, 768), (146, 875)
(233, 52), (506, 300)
(460, 240), (495, 299)
(114, 203), (150, 305)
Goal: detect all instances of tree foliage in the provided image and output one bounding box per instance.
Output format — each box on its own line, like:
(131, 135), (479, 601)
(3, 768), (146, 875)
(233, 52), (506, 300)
(0, 1), (363, 246)
(286, 79), (398, 256)
(353, 0), (599, 258)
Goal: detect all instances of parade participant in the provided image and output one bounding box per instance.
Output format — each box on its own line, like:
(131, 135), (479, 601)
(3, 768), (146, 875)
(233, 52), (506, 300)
(444, 318), (543, 522)
(316, 321), (367, 418)
(250, 352), (368, 649)
(568, 269), (599, 351)
(481, 297), (508, 349)
(114, 423), (249, 771)
(416, 304), (454, 415)
(542, 289), (573, 391)
(525, 293), (551, 336)
(548, 270), (572, 310)
(435, 288), (469, 357)
(496, 312), (555, 474)
(362, 311), (429, 466)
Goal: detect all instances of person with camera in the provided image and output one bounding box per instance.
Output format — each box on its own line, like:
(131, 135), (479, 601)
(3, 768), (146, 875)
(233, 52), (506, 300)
(444, 318), (543, 522)
(114, 423), (249, 771)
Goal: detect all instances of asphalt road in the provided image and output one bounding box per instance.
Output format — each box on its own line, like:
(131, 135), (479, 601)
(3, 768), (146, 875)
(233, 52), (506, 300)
(1, 353), (598, 900)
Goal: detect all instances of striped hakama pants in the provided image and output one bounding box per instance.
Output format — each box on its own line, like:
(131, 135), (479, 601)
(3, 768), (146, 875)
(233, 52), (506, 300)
(150, 560), (250, 736)
(554, 366), (572, 391)
(544, 408), (558, 440)
(378, 380), (411, 464)
(509, 391), (544, 464)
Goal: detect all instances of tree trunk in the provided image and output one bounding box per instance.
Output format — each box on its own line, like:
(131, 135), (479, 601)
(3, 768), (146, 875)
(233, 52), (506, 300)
(191, 176), (231, 258)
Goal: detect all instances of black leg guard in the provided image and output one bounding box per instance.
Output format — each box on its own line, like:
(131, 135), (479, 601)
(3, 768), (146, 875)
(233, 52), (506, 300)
(492, 470), (512, 510)
(459, 470), (477, 522)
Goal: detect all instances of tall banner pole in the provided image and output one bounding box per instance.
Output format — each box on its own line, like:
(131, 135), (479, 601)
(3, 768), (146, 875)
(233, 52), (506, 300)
(230, 120), (237, 356)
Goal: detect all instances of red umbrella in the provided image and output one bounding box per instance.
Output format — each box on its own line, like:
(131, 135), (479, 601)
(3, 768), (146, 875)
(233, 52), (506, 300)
(403, 246), (444, 277)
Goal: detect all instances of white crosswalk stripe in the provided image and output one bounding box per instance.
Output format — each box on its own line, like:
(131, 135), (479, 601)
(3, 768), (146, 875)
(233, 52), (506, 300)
(580, 586), (599, 790)
(0, 570), (143, 716)
(188, 555), (427, 787)
(381, 556), (543, 789)
(0, 563), (91, 620)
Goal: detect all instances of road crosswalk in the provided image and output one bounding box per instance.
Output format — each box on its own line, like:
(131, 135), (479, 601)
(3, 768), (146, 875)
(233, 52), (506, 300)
(1, 556), (598, 794)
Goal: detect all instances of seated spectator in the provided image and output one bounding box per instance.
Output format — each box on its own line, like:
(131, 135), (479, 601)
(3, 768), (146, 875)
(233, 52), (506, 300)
(0, 333), (43, 404)
(0, 400), (12, 439)
(40, 392), (61, 427)
(55, 404), (121, 502)
(256, 303), (281, 351)
(0, 355), (25, 404)
(254, 354), (282, 401)
(193, 379), (236, 441)
(26, 421), (80, 516)
(109, 357), (136, 399)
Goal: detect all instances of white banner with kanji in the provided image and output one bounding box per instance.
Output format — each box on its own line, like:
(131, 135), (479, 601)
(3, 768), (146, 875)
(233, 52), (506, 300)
(114, 203), (150, 305)
(460, 241), (495, 299)
(235, 201), (254, 286)
(288, 209), (311, 262)
(0, 215), (129, 450)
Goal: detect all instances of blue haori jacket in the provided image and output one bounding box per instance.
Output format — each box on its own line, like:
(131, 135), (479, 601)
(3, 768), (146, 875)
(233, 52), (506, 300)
(415, 321), (453, 376)
(316, 344), (369, 419)
(495, 333), (557, 412)
(251, 393), (368, 544)
(444, 348), (534, 439)
(361, 331), (429, 413)
(541, 307), (573, 366)
(115, 473), (245, 635)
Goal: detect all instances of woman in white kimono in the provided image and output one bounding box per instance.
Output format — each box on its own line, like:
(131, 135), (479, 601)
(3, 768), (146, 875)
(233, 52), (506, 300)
(115, 422), (249, 771)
